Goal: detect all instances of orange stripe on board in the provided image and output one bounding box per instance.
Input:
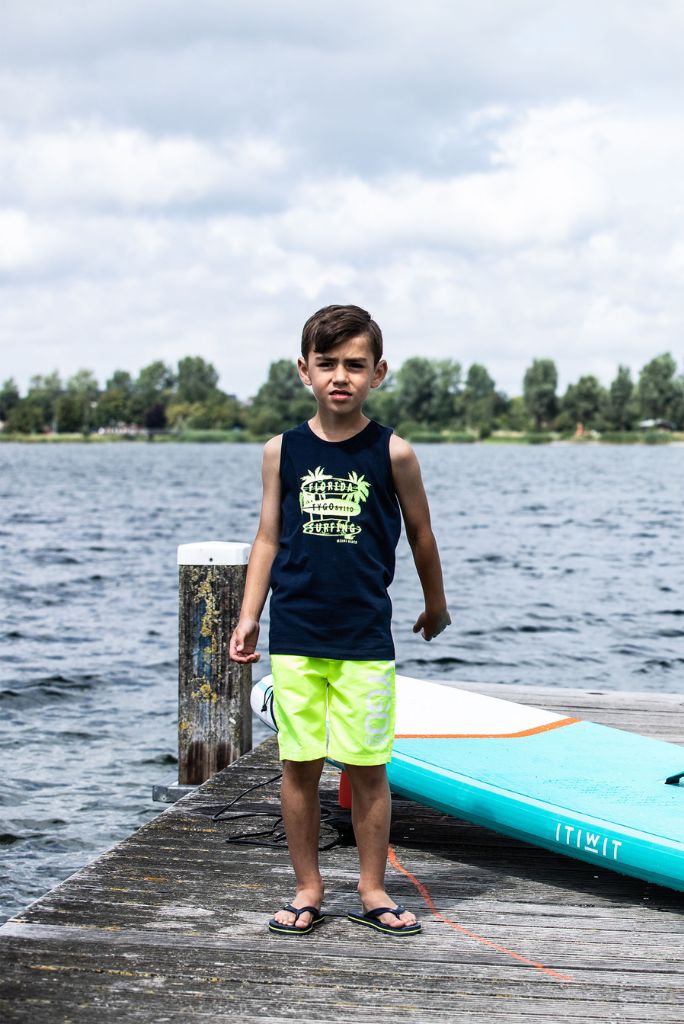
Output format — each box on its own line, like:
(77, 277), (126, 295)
(388, 846), (573, 984)
(395, 715), (579, 741)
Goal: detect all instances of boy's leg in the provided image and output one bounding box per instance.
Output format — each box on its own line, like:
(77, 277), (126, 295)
(326, 659), (415, 929)
(344, 762), (418, 930)
(272, 757), (326, 929)
(270, 655), (328, 929)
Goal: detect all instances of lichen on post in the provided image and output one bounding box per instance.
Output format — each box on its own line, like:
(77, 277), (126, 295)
(178, 541), (252, 785)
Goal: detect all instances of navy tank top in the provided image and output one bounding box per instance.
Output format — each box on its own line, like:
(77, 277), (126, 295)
(269, 419), (401, 660)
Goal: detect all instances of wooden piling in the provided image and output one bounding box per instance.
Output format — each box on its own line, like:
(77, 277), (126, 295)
(177, 541), (252, 785)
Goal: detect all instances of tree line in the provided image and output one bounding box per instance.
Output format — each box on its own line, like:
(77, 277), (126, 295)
(0, 352), (682, 439)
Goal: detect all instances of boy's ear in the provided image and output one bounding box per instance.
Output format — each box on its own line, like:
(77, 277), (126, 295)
(297, 356), (312, 387)
(371, 358), (388, 389)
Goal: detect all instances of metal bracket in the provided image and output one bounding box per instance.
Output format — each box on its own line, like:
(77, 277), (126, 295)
(152, 779), (199, 803)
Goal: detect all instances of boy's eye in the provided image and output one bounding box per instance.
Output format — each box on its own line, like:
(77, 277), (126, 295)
(315, 359), (366, 370)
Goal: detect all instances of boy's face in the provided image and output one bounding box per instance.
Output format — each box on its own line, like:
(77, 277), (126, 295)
(297, 335), (387, 416)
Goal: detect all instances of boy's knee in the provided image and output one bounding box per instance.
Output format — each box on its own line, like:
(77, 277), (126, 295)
(283, 757), (325, 784)
(344, 762), (388, 791)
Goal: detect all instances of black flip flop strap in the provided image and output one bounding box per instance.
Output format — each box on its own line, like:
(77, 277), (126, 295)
(367, 903), (405, 921)
(283, 903), (319, 921)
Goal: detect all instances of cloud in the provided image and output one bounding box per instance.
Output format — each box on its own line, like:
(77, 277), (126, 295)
(1, 4), (684, 399)
(0, 124), (289, 210)
(0, 209), (60, 271)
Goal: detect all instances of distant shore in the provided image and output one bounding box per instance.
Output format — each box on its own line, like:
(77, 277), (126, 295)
(1, 429), (682, 445)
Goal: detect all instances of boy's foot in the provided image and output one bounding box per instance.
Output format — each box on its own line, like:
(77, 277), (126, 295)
(353, 889), (421, 933)
(348, 902), (421, 935)
(269, 887), (325, 934)
(268, 902), (324, 935)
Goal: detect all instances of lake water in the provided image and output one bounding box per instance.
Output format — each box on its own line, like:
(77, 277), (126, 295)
(1, 441), (683, 923)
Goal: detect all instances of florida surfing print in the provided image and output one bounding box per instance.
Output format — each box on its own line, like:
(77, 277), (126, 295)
(299, 465), (370, 543)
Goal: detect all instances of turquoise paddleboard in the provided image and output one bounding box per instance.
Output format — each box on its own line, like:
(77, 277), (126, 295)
(252, 674), (684, 892)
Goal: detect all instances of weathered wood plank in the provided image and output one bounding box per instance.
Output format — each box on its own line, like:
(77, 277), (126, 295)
(4, 920), (682, 982)
(451, 682), (684, 711)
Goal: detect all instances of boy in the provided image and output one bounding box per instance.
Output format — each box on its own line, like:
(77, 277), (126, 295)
(230, 304), (450, 936)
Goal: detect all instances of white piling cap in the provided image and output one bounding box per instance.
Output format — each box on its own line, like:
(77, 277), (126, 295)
(177, 541), (251, 566)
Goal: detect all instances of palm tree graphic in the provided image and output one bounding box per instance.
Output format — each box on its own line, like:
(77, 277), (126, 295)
(300, 466), (332, 519)
(339, 472), (369, 523)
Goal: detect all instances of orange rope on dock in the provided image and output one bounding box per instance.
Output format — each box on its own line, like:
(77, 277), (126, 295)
(388, 846), (574, 984)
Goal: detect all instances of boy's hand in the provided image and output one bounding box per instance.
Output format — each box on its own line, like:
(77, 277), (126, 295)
(413, 607), (451, 642)
(229, 618), (261, 663)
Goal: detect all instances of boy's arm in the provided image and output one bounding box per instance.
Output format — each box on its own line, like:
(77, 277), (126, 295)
(229, 435), (282, 663)
(390, 434), (451, 642)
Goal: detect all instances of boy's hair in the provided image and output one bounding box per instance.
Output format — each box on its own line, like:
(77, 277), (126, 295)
(301, 305), (383, 364)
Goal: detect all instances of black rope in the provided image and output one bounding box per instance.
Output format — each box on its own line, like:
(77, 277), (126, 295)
(210, 771), (355, 851)
(212, 771), (284, 817)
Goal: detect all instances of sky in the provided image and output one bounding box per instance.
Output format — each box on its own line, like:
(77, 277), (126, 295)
(2, 1), (684, 400)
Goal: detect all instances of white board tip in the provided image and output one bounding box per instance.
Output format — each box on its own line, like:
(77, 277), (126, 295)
(177, 541), (251, 566)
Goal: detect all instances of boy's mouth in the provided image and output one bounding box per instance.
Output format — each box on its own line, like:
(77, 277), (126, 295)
(330, 389), (351, 398)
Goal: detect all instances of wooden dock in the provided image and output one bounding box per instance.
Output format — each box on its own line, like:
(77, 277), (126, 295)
(1, 683), (683, 1023)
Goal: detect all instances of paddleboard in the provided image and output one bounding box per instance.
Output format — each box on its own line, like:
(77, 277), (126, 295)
(251, 674), (684, 892)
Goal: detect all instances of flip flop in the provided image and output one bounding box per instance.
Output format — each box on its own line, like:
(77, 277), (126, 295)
(347, 903), (422, 935)
(268, 903), (325, 935)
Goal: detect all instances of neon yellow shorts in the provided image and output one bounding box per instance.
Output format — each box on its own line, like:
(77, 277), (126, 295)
(270, 655), (396, 766)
